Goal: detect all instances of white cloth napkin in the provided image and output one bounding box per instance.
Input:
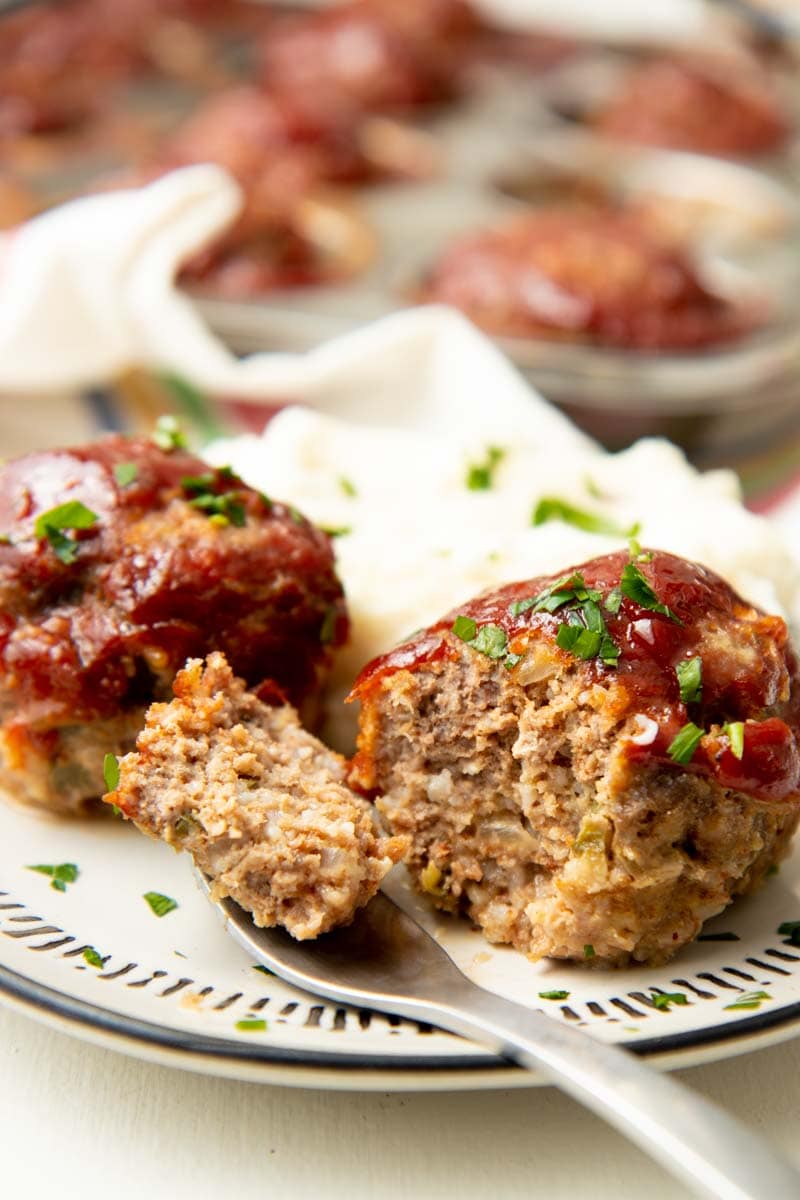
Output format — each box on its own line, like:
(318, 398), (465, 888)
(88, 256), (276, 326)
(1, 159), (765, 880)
(0, 164), (589, 450)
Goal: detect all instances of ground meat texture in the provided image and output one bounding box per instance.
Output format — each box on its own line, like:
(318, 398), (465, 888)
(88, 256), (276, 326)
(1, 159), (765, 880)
(350, 550), (800, 966)
(108, 654), (404, 938)
(592, 56), (790, 159)
(420, 208), (756, 351)
(0, 435), (347, 817)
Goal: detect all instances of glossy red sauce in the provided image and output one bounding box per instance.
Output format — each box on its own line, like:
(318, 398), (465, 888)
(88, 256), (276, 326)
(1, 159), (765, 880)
(0, 435), (347, 722)
(352, 550), (800, 803)
(420, 209), (757, 351)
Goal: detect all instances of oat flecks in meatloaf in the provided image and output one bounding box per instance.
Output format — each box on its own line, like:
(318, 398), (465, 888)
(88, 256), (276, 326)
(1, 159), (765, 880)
(350, 549), (800, 966)
(0, 434), (347, 817)
(108, 653), (405, 939)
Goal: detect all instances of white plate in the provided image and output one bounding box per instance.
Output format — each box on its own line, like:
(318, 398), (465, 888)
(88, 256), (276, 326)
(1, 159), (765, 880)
(1, 799), (799, 1090)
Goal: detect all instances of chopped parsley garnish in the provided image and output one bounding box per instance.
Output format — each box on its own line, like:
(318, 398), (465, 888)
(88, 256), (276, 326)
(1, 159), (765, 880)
(466, 446), (505, 491)
(620, 563), (681, 623)
(509, 572), (596, 617)
(650, 990), (688, 1011)
(339, 476), (357, 498)
(667, 722), (704, 765)
(778, 920), (800, 947)
(27, 862), (79, 892)
(143, 892), (178, 918)
(583, 944), (595, 959)
(235, 1018), (267, 1032)
(532, 497), (638, 539)
(452, 615), (477, 642)
(509, 573), (619, 667)
(181, 473), (246, 528)
(676, 657), (703, 704)
(724, 990), (771, 1011)
(538, 990), (570, 1001)
(627, 537), (653, 563)
(103, 753), (119, 792)
(83, 946), (104, 969)
(452, 616), (521, 670)
(152, 414), (187, 452)
(471, 624), (508, 659)
(288, 505), (305, 526)
(604, 587), (623, 615)
(320, 606), (338, 645)
(320, 525), (352, 538)
(34, 501), (98, 564)
(723, 722), (745, 760)
(113, 462), (138, 487)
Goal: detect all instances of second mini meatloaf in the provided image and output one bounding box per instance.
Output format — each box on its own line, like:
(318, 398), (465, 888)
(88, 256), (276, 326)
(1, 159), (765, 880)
(351, 549), (800, 965)
(107, 653), (404, 938)
(0, 433), (347, 816)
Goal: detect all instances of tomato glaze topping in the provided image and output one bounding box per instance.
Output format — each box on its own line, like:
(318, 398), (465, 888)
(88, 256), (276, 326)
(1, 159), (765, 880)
(351, 550), (800, 803)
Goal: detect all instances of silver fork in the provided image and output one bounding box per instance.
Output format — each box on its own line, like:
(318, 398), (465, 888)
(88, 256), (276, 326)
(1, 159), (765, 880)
(194, 868), (800, 1200)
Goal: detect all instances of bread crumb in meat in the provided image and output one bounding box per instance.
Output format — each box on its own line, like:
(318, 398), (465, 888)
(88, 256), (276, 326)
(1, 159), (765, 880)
(351, 550), (800, 966)
(107, 653), (405, 939)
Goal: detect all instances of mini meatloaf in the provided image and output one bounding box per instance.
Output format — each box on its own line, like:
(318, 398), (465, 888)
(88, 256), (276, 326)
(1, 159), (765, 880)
(107, 654), (404, 938)
(258, 0), (473, 118)
(155, 86), (372, 297)
(350, 549), (800, 966)
(0, 434), (347, 817)
(421, 208), (754, 351)
(592, 56), (790, 159)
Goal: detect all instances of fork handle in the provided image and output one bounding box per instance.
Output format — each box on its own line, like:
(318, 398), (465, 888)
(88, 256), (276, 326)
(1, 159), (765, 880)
(427, 981), (799, 1200)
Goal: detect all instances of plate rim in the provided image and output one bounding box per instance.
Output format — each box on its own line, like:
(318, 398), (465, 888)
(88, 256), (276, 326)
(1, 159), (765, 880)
(3, 957), (800, 1089)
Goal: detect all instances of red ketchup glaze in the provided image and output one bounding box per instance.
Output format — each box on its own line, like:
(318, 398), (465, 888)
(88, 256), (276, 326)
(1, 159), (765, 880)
(420, 209), (755, 351)
(352, 550), (800, 804)
(0, 435), (348, 720)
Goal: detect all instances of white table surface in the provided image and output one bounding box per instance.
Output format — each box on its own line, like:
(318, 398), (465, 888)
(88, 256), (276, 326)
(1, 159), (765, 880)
(2, 1002), (798, 1200)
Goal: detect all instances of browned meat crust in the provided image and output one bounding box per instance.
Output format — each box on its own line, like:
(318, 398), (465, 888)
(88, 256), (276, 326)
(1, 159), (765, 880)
(108, 654), (405, 938)
(351, 550), (800, 965)
(592, 56), (790, 159)
(420, 208), (756, 351)
(0, 435), (347, 816)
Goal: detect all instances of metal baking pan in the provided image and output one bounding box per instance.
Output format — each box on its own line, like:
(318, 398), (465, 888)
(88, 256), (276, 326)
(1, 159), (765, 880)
(4, 2), (800, 489)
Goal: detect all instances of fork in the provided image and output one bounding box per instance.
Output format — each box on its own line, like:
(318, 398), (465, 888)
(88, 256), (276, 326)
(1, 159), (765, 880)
(194, 868), (800, 1200)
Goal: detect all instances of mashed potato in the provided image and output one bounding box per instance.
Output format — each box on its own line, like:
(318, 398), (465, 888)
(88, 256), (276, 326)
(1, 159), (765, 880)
(207, 408), (800, 749)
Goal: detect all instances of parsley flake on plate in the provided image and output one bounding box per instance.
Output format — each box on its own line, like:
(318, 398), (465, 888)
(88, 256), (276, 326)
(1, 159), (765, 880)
(27, 862), (79, 892)
(650, 991), (689, 1011)
(143, 892), (178, 918)
(532, 496), (638, 539)
(723, 990), (771, 1012)
(339, 476), (357, 498)
(236, 1018), (268, 1032)
(778, 920), (800, 947)
(83, 946), (104, 969)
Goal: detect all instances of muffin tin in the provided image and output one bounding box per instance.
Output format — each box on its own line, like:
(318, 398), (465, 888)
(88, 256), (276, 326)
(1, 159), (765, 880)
(192, 67), (800, 480)
(6, 3), (800, 489)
